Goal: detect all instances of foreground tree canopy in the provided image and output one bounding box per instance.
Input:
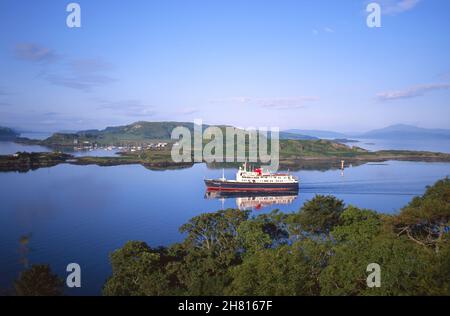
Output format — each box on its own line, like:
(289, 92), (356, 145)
(104, 178), (450, 296)
(14, 264), (64, 296)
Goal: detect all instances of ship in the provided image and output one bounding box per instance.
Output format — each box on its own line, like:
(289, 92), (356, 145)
(204, 162), (299, 192)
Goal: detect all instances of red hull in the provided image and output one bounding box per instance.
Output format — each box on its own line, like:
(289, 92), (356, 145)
(204, 179), (299, 192)
(206, 186), (295, 192)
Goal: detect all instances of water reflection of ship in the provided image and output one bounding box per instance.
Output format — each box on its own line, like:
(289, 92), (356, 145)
(205, 190), (299, 210)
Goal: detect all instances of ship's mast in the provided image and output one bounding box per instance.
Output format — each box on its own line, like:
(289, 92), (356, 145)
(221, 168), (226, 181)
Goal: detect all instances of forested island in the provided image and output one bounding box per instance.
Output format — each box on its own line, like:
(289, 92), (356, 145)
(2, 121), (450, 172)
(6, 178), (450, 296)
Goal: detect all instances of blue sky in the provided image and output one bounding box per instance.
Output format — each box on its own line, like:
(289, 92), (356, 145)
(0, 0), (449, 132)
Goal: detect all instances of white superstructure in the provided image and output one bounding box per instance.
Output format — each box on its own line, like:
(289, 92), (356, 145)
(234, 162), (298, 184)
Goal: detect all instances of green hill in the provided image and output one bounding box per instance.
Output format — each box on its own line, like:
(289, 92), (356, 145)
(280, 139), (368, 159)
(40, 121), (259, 146)
(80, 121), (195, 139)
(41, 121), (197, 146)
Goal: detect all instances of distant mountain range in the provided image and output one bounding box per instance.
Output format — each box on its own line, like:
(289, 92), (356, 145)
(284, 124), (450, 141)
(355, 124), (450, 140)
(279, 131), (317, 140)
(284, 129), (347, 139)
(2, 123), (450, 144)
(67, 123), (450, 143)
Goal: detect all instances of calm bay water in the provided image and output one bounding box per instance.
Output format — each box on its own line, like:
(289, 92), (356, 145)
(0, 142), (51, 155)
(353, 138), (450, 153)
(0, 141), (119, 157)
(1, 140), (450, 295)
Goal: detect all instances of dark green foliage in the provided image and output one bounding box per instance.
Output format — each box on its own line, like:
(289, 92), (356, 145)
(319, 208), (441, 295)
(104, 178), (450, 296)
(14, 265), (63, 296)
(103, 241), (173, 296)
(168, 209), (250, 295)
(238, 210), (289, 254)
(392, 178), (450, 252)
(226, 245), (311, 296)
(179, 209), (250, 264)
(227, 238), (329, 296)
(289, 195), (345, 235)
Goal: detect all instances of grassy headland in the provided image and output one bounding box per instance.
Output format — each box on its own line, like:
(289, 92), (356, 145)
(278, 139), (450, 169)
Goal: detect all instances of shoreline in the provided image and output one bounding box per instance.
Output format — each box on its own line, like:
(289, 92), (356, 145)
(1, 150), (450, 173)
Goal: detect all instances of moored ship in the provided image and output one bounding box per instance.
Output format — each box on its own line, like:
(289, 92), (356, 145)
(205, 162), (299, 192)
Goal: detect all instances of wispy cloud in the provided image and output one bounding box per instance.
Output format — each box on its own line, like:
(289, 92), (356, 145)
(0, 109), (99, 130)
(0, 87), (12, 107)
(178, 107), (200, 115)
(14, 43), (115, 92)
(312, 27), (335, 35)
(377, 83), (450, 101)
(436, 71), (450, 81)
(257, 97), (318, 110)
(36, 112), (72, 126)
(42, 111), (62, 117)
(209, 96), (319, 110)
(376, 0), (421, 15)
(97, 99), (156, 117)
(14, 43), (60, 63)
(70, 58), (114, 75)
(46, 73), (115, 92)
(45, 58), (116, 92)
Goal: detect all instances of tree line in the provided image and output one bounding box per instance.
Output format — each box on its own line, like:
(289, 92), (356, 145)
(6, 178), (450, 296)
